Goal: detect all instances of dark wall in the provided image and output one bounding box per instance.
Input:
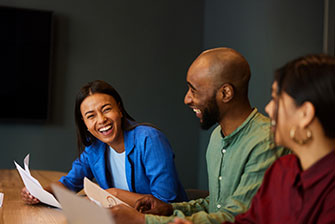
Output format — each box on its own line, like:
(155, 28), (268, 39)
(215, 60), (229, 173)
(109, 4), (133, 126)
(0, 0), (326, 191)
(0, 0), (204, 189)
(197, 0), (324, 190)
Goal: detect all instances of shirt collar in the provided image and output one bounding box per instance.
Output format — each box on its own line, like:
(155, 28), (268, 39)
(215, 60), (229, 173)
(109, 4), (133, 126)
(219, 108), (258, 145)
(293, 151), (335, 189)
(301, 150), (335, 189)
(123, 128), (135, 155)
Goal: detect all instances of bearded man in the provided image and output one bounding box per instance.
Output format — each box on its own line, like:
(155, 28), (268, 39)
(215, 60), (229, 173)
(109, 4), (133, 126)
(109, 47), (288, 224)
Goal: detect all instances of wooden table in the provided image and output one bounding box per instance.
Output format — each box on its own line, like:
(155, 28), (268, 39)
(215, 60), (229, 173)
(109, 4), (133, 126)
(0, 169), (67, 224)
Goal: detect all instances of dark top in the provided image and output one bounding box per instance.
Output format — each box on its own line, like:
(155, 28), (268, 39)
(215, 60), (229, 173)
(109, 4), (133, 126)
(224, 151), (335, 224)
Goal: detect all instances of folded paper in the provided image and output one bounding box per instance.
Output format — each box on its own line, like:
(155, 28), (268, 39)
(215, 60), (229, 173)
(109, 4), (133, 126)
(52, 184), (115, 224)
(14, 154), (61, 208)
(84, 177), (130, 208)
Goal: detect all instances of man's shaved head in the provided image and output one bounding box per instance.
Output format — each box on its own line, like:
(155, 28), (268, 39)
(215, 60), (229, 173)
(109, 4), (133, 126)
(190, 47), (251, 99)
(185, 47), (253, 131)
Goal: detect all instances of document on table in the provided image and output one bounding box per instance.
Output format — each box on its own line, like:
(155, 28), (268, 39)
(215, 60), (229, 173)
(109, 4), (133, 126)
(84, 177), (130, 208)
(52, 184), (115, 224)
(14, 154), (61, 208)
(0, 192), (3, 207)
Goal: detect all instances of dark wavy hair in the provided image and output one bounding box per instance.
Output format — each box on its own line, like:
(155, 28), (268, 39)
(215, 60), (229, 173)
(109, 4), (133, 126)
(75, 80), (135, 153)
(274, 54), (335, 138)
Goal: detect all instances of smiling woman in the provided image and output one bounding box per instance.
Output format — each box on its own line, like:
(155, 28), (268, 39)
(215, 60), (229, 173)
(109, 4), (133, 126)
(80, 93), (125, 153)
(21, 80), (187, 207)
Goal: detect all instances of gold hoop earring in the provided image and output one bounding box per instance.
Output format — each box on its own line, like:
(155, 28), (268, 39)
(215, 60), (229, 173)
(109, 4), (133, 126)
(289, 126), (312, 145)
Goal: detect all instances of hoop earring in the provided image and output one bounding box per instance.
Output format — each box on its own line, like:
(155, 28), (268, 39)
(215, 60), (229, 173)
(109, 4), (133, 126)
(289, 126), (312, 145)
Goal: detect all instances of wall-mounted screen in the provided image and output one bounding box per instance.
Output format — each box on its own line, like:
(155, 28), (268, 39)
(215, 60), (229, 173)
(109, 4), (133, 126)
(0, 6), (53, 122)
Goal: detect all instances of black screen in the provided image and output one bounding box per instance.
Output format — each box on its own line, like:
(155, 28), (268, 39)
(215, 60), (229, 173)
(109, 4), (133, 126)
(0, 6), (53, 121)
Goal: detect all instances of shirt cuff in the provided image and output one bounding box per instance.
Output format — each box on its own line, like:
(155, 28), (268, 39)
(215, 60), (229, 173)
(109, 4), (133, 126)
(145, 210), (186, 224)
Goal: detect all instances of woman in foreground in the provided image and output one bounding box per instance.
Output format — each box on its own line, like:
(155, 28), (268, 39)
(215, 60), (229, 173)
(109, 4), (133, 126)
(174, 54), (335, 223)
(22, 80), (187, 206)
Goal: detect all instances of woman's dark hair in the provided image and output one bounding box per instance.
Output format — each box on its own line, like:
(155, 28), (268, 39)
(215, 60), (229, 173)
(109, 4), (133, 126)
(274, 54), (335, 138)
(75, 80), (135, 153)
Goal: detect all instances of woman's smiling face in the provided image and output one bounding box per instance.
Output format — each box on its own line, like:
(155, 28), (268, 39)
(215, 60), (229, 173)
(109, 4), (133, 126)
(80, 93), (123, 148)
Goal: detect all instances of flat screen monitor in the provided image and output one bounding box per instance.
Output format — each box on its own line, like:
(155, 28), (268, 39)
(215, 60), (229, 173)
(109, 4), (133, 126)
(0, 6), (53, 122)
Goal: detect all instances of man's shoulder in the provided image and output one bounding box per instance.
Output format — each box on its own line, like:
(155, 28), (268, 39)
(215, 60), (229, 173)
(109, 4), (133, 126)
(245, 111), (271, 139)
(251, 111), (271, 128)
(231, 111), (273, 155)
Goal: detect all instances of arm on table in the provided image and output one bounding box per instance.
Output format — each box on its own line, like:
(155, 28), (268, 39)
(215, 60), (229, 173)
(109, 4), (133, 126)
(145, 143), (282, 224)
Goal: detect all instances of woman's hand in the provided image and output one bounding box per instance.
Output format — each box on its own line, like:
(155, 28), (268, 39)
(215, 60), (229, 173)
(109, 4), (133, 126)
(21, 187), (40, 204)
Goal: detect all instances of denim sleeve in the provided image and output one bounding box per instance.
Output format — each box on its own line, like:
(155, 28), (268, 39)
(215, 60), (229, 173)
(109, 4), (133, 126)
(142, 129), (184, 202)
(59, 150), (94, 192)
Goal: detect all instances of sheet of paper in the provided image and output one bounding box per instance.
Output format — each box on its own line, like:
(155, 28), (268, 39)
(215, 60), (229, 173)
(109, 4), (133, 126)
(22, 154), (42, 188)
(52, 184), (115, 224)
(0, 192), (4, 207)
(24, 154), (31, 175)
(14, 156), (61, 208)
(84, 177), (130, 208)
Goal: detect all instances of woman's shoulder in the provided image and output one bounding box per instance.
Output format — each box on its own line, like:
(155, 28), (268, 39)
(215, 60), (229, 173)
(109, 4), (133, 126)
(261, 154), (298, 186)
(131, 124), (163, 137)
(82, 140), (106, 156)
(270, 154), (297, 171)
(125, 124), (171, 150)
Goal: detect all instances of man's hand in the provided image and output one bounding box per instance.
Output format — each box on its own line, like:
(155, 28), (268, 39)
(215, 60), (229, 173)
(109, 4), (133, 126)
(135, 195), (173, 216)
(109, 204), (145, 224)
(21, 187), (40, 205)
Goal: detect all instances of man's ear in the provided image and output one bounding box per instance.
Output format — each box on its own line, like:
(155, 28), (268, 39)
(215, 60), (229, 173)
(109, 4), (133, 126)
(299, 101), (315, 128)
(218, 83), (234, 103)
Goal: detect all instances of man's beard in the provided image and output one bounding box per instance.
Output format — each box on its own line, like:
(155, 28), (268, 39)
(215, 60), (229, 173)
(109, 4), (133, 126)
(200, 95), (220, 130)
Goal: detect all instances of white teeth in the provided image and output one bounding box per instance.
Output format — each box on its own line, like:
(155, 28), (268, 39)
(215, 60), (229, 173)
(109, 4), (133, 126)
(99, 125), (112, 132)
(193, 108), (201, 113)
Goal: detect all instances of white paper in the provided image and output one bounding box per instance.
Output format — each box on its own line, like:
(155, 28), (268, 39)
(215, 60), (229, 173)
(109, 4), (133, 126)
(0, 192), (4, 207)
(24, 154), (31, 175)
(14, 156), (61, 208)
(84, 177), (130, 208)
(22, 154), (42, 188)
(52, 184), (115, 224)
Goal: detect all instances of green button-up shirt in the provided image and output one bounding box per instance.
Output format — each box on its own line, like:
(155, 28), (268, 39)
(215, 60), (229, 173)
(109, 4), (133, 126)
(146, 108), (288, 224)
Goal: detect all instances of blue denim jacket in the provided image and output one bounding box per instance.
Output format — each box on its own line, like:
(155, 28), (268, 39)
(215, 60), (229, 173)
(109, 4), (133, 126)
(59, 125), (187, 202)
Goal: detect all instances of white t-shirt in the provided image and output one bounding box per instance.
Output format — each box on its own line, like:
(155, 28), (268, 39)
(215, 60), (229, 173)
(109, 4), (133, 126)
(107, 146), (129, 191)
